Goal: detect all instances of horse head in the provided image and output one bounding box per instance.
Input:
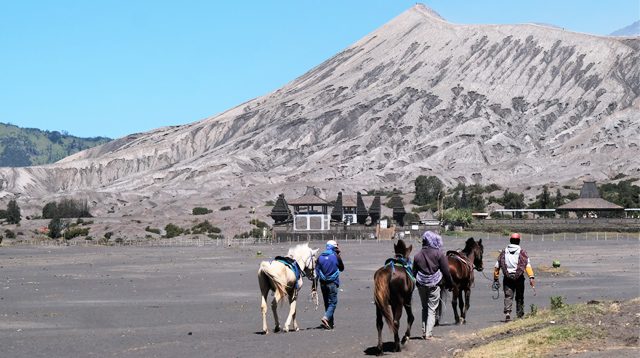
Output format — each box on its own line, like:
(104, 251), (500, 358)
(393, 239), (413, 259)
(464, 237), (484, 271)
(289, 243), (318, 279)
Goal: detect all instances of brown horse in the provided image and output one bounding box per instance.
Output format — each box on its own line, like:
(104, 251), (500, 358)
(373, 239), (415, 355)
(446, 237), (484, 324)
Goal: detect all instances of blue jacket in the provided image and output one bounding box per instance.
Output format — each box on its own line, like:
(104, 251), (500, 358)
(316, 248), (344, 286)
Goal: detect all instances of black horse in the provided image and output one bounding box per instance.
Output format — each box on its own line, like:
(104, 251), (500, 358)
(373, 239), (415, 354)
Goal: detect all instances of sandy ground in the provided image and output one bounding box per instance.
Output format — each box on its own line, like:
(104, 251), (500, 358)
(0, 235), (638, 357)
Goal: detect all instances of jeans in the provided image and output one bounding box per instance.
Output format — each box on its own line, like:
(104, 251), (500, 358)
(417, 285), (441, 337)
(503, 275), (525, 318)
(320, 281), (338, 326)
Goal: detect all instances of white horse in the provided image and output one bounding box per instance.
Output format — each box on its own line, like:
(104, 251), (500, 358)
(258, 243), (318, 334)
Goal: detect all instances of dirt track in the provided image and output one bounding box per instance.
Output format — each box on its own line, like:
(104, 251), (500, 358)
(1, 235), (638, 357)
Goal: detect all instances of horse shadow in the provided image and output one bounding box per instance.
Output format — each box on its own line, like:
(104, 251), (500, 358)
(363, 336), (424, 355)
(363, 341), (397, 355)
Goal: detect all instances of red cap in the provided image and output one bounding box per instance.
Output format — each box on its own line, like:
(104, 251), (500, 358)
(510, 233), (521, 240)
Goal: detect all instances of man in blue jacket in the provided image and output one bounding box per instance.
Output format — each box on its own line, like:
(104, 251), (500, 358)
(316, 240), (344, 330)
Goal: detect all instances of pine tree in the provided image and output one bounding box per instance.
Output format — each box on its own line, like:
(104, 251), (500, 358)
(6, 200), (21, 224)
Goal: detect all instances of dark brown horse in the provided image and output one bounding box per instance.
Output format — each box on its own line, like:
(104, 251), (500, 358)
(373, 239), (415, 355)
(446, 237), (484, 324)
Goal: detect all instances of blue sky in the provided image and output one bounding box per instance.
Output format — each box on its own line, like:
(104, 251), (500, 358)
(1, 0), (638, 139)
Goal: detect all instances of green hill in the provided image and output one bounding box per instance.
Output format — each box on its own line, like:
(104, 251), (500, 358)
(0, 123), (111, 167)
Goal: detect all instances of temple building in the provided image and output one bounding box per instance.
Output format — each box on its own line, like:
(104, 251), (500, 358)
(287, 187), (332, 231)
(556, 181), (624, 217)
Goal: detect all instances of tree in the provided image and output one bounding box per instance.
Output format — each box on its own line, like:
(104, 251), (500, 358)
(413, 175), (444, 206)
(6, 200), (21, 224)
(48, 218), (63, 239)
(502, 190), (525, 218)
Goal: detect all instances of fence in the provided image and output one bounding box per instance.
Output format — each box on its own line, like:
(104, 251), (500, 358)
(5, 230), (639, 248)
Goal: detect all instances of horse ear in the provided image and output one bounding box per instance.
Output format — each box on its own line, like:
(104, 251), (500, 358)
(312, 248), (319, 255)
(407, 244), (413, 255)
(478, 238), (482, 245)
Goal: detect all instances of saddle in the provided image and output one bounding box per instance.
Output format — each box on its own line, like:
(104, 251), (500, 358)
(447, 250), (473, 273)
(274, 256), (303, 289)
(384, 257), (415, 282)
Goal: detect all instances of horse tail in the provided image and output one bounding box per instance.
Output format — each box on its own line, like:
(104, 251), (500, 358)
(259, 261), (287, 303)
(373, 268), (394, 331)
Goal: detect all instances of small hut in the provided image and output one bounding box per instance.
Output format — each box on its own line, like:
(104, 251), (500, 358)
(556, 181), (624, 217)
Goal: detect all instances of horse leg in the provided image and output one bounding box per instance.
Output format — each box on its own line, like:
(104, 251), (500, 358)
(392, 301), (403, 352)
(376, 305), (384, 356)
(451, 288), (460, 324)
(402, 300), (414, 345)
(290, 295), (300, 331)
(259, 273), (270, 334)
(260, 292), (269, 334)
(283, 295), (297, 332)
(462, 288), (471, 324)
(271, 297), (281, 333)
(458, 290), (465, 324)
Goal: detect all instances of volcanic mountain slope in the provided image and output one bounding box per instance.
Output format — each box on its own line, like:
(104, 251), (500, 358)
(1, 4), (639, 211)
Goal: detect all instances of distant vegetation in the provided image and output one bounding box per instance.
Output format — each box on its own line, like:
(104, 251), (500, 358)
(0, 122), (111, 167)
(192, 207), (212, 215)
(42, 199), (92, 219)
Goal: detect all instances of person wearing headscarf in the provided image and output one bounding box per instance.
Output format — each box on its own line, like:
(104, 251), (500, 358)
(316, 240), (344, 329)
(412, 231), (453, 340)
(494, 233), (535, 321)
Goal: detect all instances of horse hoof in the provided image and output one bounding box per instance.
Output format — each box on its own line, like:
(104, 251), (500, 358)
(283, 328), (289, 333)
(263, 330), (268, 335)
(401, 335), (409, 345)
(274, 326), (281, 333)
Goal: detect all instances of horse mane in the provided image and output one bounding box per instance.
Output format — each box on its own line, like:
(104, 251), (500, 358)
(287, 242), (310, 259)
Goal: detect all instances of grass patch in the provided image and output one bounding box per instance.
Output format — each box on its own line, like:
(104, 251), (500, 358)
(461, 301), (623, 357)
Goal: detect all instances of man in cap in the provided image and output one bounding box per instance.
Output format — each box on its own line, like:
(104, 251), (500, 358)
(412, 231), (453, 340)
(316, 240), (344, 329)
(493, 233), (535, 321)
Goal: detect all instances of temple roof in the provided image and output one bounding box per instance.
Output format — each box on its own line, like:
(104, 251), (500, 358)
(557, 198), (623, 210)
(557, 181), (623, 211)
(288, 195), (330, 206)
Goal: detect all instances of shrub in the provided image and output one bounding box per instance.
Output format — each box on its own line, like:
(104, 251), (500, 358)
(249, 219), (270, 229)
(235, 228), (264, 238)
(64, 227), (90, 240)
(403, 212), (420, 224)
(220, 206), (232, 211)
(145, 226), (161, 235)
(191, 220), (221, 234)
(4, 229), (16, 239)
(192, 207), (212, 215)
(104, 232), (113, 240)
(48, 218), (63, 239)
(550, 296), (565, 310)
(164, 223), (184, 238)
(264, 200), (275, 206)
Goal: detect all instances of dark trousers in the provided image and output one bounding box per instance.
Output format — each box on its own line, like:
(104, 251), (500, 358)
(503, 275), (525, 317)
(320, 281), (338, 327)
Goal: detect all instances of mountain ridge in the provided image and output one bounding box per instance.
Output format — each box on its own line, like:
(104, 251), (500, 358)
(0, 4), (638, 217)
